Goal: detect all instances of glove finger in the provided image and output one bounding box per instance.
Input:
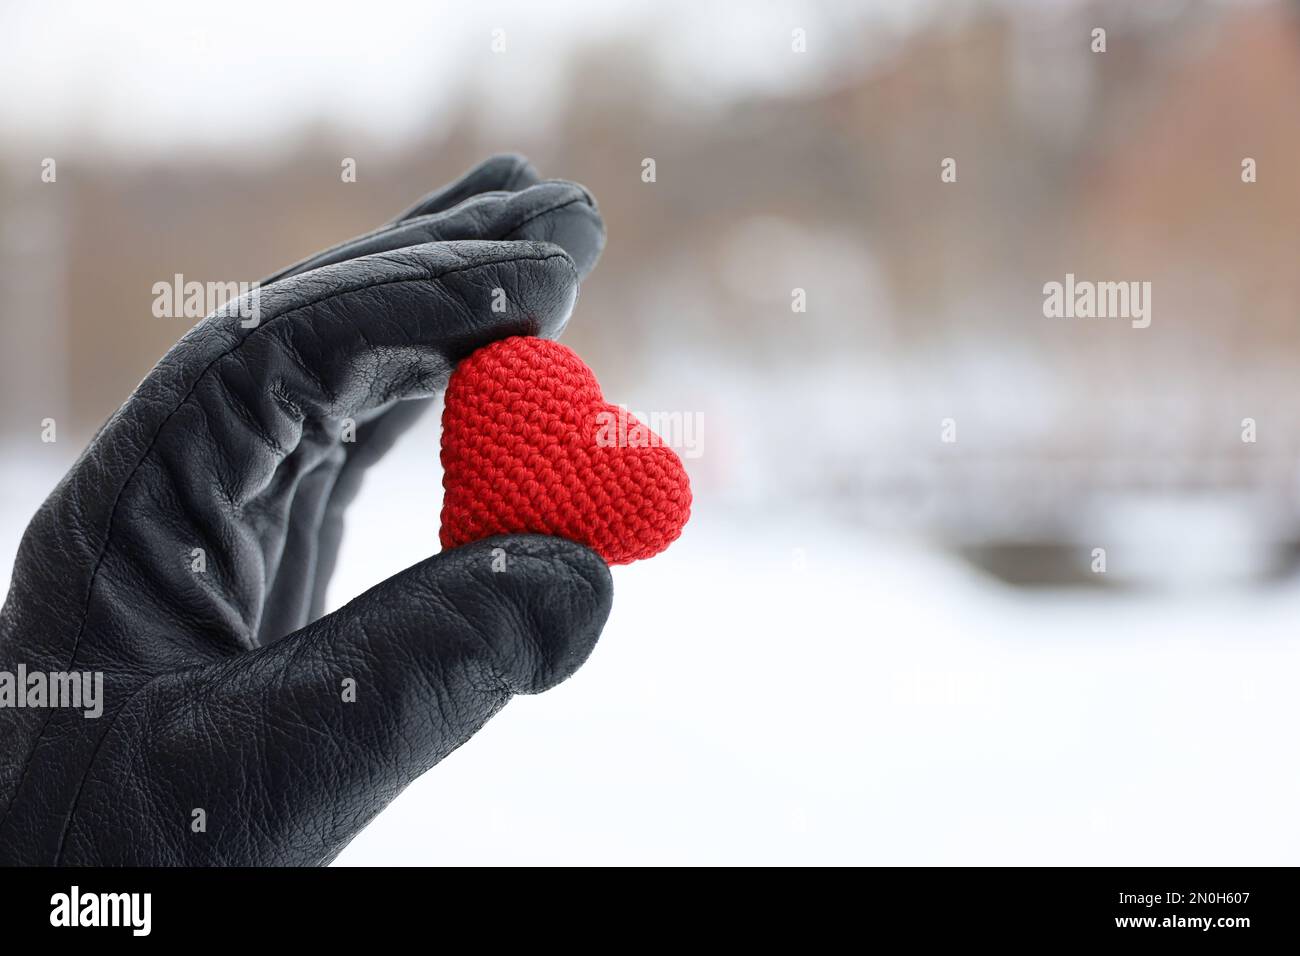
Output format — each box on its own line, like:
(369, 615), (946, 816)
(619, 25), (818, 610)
(260, 184), (604, 638)
(255, 441), (346, 645)
(27, 240), (580, 659)
(60, 536), (611, 865)
(264, 178), (603, 286)
(261, 396), (428, 641)
(391, 153), (540, 223)
(261, 151), (536, 287)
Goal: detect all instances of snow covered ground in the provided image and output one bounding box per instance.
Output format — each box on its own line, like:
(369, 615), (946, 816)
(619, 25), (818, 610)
(4, 416), (1300, 865)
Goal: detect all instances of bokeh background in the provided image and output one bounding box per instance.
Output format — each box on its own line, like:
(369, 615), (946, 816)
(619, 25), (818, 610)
(3, 0), (1300, 864)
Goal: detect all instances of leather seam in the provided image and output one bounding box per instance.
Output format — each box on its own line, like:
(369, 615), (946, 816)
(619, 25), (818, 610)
(270, 187), (590, 286)
(503, 196), (594, 242)
(51, 668), (170, 863)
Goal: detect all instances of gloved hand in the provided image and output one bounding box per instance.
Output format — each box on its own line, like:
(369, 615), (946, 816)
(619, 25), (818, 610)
(0, 155), (612, 866)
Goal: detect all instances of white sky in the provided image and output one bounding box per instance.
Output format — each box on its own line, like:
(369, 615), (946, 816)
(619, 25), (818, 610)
(0, 0), (944, 158)
(1, 0), (1259, 156)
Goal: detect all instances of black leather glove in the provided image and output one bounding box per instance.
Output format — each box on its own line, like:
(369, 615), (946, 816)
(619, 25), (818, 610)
(0, 155), (613, 865)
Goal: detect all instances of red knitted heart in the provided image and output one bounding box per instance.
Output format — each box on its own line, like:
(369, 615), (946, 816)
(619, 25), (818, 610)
(439, 336), (692, 565)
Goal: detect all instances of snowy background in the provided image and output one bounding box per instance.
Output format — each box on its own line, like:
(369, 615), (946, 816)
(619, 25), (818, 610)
(4, 0), (1300, 864)
(330, 418), (1300, 866)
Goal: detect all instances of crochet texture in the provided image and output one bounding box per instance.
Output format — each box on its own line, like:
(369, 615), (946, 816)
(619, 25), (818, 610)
(440, 336), (692, 565)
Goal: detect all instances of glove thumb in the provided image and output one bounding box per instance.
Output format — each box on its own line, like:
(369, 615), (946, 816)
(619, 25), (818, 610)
(112, 535), (611, 865)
